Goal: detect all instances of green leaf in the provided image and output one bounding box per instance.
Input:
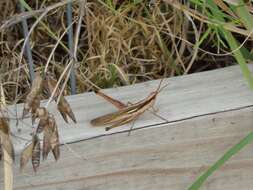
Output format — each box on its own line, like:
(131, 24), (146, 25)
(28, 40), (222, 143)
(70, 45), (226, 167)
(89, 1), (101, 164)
(189, 1), (253, 189)
(189, 131), (253, 190)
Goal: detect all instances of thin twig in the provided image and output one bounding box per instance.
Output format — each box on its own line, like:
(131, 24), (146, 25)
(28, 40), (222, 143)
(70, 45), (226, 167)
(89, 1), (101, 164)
(44, 20), (76, 74)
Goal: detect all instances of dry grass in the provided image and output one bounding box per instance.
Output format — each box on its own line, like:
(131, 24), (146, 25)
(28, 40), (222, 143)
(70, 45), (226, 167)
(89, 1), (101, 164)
(1, 0), (250, 104)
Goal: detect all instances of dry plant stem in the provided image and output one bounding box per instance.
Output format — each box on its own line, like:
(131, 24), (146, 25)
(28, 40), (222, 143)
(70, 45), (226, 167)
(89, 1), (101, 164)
(79, 71), (101, 90)
(43, 2), (86, 158)
(0, 9), (44, 31)
(19, 11), (48, 63)
(0, 0), (79, 31)
(45, 62), (82, 159)
(184, 1), (206, 74)
(49, 0), (85, 102)
(160, 10), (186, 71)
(3, 148), (13, 190)
(44, 20), (76, 73)
(101, 0), (251, 38)
(3, 0), (250, 38)
(1, 1), (251, 79)
(178, 17), (188, 63)
(45, 61), (73, 108)
(161, 29), (253, 57)
(0, 65), (27, 81)
(44, 0), (85, 95)
(73, 0), (86, 59)
(184, 13), (200, 74)
(14, 11), (48, 126)
(19, 1), (82, 64)
(163, 0), (251, 37)
(0, 84), (13, 190)
(56, 61), (73, 105)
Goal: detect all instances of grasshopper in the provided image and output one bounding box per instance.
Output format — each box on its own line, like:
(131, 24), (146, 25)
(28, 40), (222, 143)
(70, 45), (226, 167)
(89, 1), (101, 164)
(90, 80), (168, 132)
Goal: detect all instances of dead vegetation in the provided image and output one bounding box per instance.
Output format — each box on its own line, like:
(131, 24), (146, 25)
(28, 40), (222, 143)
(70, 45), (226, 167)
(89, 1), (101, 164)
(1, 71), (76, 172)
(0, 0), (245, 104)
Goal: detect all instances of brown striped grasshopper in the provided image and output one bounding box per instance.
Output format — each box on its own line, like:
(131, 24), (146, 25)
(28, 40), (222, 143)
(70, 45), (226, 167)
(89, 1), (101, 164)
(90, 80), (169, 133)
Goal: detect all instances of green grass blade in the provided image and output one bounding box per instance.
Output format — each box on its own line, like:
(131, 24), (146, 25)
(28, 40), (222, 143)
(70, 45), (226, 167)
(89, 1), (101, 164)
(189, 1), (253, 189)
(189, 131), (253, 190)
(203, 0), (253, 89)
(231, 0), (253, 30)
(224, 30), (253, 90)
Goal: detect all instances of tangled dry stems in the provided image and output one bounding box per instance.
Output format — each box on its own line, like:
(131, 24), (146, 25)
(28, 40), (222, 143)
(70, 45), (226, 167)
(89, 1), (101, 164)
(0, 0), (252, 104)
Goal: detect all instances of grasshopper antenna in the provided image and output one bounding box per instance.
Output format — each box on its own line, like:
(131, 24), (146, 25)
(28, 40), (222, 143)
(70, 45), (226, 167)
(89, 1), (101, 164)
(156, 78), (164, 92)
(158, 82), (169, 93)
(155, 78), (169, 93)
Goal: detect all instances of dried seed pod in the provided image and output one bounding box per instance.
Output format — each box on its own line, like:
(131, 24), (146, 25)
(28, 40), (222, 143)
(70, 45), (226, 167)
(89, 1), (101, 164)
(43, 76), (60, 99)
(42, 126), (51, 160)
(35, 107), (49, 133)
(32, 135), (41, 172)
(23, 73), (42, 118)
(42, 116), (54, 160)
(44, 76), (76, 123)
(31, 96), (41, 124)
(52, 135), (59, 160)
(0, 117), (10, 135)
(50, 120), (60, 161)
(2, 136), (15, 161)
(42, 117), (53, 160)
(0, 117), (15, 161)
(52, 145), (60, 161)
(42, 116), (60, 161)
(57, 96), (76, 123)
(20, 141), (34, 171)
(0, 144), (2, 161)
(49, 118), (58, 149)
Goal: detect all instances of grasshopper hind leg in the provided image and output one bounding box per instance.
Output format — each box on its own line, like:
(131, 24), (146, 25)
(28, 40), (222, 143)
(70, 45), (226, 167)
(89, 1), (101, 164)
(127, 117), (139, 136)
(151, 106), (159, 113)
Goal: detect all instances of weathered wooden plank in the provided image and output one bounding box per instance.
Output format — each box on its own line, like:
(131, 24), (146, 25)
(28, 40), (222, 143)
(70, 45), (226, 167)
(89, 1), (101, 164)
(2, 106), (253, 190)
(7, 65), (253, 154)
(1, 65), (253, 189)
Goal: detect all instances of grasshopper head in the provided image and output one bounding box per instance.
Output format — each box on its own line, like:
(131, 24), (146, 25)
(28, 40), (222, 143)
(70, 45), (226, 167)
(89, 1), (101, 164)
(148, 79), (169, 100)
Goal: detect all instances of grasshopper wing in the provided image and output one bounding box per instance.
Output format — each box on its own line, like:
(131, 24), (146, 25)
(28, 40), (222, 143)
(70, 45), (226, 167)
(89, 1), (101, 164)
(90, 103), (142, 126)
(105, 114), (138, 131)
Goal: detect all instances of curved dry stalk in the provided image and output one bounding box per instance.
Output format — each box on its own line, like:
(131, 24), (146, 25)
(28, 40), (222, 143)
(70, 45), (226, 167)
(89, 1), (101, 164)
(19, 11), (48, 64)
(44, 20), (76, 73)
(159, 8), (186, 72)
(45, 60), (73, 108)
(184, 13), (200, 74)
(56, 62), (73, 105)
(73, 0), (86, 59)
(163, 0), (252, 37)
(0, 84), (14, 190)
(160, 29), (253, 57)
(0, 9), (45, 31)
(0, 0), (80, 30)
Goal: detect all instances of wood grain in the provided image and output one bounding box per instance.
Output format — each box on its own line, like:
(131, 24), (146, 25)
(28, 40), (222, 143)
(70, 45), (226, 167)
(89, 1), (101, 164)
(7, 65), (253, 153)
(1, 65), (253, 189)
